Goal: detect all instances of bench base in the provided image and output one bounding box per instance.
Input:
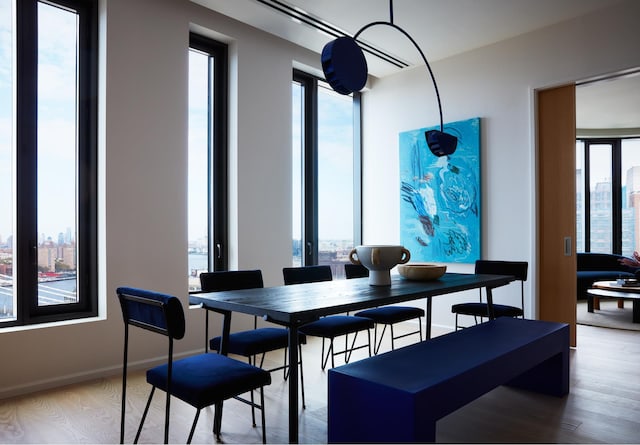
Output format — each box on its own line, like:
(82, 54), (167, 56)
(328, 318), (569, 443)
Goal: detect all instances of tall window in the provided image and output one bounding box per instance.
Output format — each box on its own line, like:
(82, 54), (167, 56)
(188, 34), (228, 291)
(577, 138), (640, 256)
(0, 0), (98, 327)
(292, 70), (361, 279)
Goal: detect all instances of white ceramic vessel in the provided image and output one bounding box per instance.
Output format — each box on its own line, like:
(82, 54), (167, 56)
(349, 245), (411, 286)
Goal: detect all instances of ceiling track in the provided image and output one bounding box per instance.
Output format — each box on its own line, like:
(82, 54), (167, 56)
(253, 0), (410, 69)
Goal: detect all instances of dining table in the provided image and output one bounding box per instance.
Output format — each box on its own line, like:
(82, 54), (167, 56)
(189, 271), (514, 443)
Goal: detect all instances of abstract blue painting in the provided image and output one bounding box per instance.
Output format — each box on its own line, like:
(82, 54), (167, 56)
(399, 117), (481, 263)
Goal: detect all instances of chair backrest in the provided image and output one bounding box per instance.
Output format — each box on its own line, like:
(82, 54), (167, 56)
(116, 287), (185, 444)
(116, 286), (186, 340)
(283, 265), (333, 285)
(344, 263), (369, 279)
(474, 260), (528, 281)
(474, 260), (528, 307)
(200, 269), (264, 292)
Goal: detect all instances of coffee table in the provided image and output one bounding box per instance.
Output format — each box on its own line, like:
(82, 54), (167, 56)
(587, 281), (640, 323)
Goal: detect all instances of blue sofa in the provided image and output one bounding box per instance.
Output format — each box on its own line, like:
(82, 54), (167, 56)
(576, 252), (638, 300)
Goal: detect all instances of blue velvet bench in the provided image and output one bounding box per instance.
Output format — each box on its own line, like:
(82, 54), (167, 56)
(327, 317), (569, 443)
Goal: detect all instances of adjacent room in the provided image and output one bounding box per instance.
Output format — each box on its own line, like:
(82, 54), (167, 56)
(1, 0), (639, 443)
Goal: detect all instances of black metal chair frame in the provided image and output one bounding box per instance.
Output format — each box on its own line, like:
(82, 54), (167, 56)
(369, 314), (423, 354)
(283, 265), (373, 370)
(118, 289), (269, 444)
(198, 270), (306, 408)
(346, 263), (423, 354)
(452, 260), (528, 330)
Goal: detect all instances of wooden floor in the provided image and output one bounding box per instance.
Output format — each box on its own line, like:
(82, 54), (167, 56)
(1, 323), (640, 443)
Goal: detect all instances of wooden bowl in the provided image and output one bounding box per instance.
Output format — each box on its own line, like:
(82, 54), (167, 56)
(397, 263), (447, 281)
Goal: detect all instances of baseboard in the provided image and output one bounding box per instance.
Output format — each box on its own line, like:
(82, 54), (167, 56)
(0, 348), (202, 400)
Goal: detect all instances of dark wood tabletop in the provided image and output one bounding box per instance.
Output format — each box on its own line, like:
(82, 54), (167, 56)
(190, 272), (514, 327)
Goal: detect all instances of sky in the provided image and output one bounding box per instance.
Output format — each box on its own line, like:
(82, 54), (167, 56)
(1, 1), (79, 243)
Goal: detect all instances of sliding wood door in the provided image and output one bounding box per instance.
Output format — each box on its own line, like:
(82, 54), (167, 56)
(537, 84), (577, 346)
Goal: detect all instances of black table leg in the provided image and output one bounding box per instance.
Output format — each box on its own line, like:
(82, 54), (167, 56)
(214, 310), (232, 438)
(287, 326), (299, 443)
(633, 300), (640, 323)
(486, 287), (495, 319)
(425, 297), (432, 339)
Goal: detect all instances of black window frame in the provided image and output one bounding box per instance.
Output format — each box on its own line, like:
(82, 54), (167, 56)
(188, 33), (229, 278)
(292, 69), (362, 266)
(578, 137), (630, 254)
(5, 0), (99, 327)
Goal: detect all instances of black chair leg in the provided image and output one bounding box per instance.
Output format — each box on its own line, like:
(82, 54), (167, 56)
(390, 325), (396, 351)
(297, 343), (306, 408)
(213, 402), (223, 440)
(135, 387), (155, 444)
(186, 409), (201, 444)
(344, 332), (361, 363)
(321, 339), (334, 370)
(260, 388), (267, 444)
(251, 389), (257, 426)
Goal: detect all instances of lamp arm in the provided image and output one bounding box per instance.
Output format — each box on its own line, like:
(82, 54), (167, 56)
(353, 21), (444, 133)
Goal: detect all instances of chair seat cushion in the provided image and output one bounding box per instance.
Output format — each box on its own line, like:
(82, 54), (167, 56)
(451, 302), (523, 318)
(299, 315), (374, 338)
(147, 353), (271, 409)
(209, 327), (306, 356)
(354, 306), (424, 324)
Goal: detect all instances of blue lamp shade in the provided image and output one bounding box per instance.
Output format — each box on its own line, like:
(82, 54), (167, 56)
(321, 37), (368, 95)
(425, 130), (458, 157)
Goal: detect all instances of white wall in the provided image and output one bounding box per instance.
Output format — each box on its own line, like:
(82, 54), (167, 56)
(1, 0), (639, 398)
(0, 0), (322, 398)
(362, 0), (640, 327)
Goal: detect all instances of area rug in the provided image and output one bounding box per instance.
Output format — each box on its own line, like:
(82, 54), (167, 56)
(576, 299), (640, 331)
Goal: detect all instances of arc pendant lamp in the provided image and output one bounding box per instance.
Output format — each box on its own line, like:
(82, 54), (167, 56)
(321, 0), (457, 157)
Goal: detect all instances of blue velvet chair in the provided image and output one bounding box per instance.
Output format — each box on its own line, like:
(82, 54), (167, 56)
(451, 260), (529, 330)
(346, 263), (425, 354)
(116, 287), (271, 444)
(200, 270), (306, 408)
(283, 265), (373, 370)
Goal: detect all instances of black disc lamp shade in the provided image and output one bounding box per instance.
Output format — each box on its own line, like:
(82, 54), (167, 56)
(320, 4), (458, 157)
(321, 36), (368, 95)
(425, 129), (458, 157)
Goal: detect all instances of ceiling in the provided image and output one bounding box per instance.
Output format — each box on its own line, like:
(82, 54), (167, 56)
(192, 0), (640, 131)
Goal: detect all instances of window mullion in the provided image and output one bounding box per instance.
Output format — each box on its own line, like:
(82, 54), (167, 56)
(15, 0), (39, 323)
(303, 76), (318, 265)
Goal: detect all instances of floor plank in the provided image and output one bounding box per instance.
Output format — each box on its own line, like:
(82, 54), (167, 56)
(1, 323), (639, 443)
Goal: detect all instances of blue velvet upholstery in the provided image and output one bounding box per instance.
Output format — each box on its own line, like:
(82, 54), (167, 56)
(355, 306), (424, 324)
(282, 265), (333, 284)
(344, 263), (369, 279)
(299, 315), (373, 338)
(576, 252), (637, 299)
(117, 286), (185, 339)
(147, 353), (271, 409)
(450, 302), (523, 318)
(210, 327), (306, 356)
(116, 286), (271, 444)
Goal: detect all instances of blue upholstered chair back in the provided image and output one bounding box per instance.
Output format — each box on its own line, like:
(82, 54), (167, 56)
(283, 265), (332, 285)
(344, 263), (369, 279)
(475, 260), (528, 282)
(116, 287), (186, 340)
(200, 270), (264, 292)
